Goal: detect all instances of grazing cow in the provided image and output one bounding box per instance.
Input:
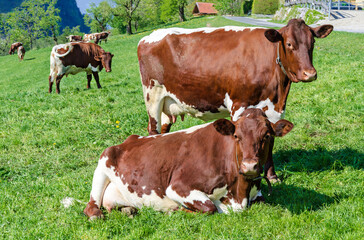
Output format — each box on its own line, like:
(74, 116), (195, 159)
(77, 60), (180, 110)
(17, 46), (25, 61)
(49, 42), (114, 93)
(9, 42), (23, 55)
(83, 33), (96, 43)
(94, 31), (110, 44)
(66, 35), (83, 42)
(137, 19), (333, 181)
(84, 32), (110, 44)
(84, 109), (294, 219)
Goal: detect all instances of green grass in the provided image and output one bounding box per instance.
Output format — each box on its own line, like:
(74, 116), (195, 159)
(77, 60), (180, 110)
(0, 16), (363, 239)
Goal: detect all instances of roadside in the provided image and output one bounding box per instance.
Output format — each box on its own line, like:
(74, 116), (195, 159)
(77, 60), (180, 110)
(225, 10), (364, 33)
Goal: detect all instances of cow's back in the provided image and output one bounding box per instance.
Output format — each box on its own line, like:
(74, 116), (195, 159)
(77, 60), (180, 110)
(104, 123), (233, 202)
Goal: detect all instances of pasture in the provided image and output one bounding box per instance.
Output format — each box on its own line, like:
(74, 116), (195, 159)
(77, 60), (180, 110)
(0, 16), (363, 239)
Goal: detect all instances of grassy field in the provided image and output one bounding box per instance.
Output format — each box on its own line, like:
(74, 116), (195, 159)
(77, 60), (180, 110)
(0, 16), (363, 239)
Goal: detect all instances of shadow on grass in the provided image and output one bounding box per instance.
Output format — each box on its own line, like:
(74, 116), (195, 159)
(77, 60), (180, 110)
(262, 183), (335, 214)
(24, 57), (35, 61)
(274, 147), (363, 174)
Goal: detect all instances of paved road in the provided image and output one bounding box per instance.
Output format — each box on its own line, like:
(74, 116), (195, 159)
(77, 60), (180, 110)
(224, 14), (364, 33)
(224, 16), (285, 28)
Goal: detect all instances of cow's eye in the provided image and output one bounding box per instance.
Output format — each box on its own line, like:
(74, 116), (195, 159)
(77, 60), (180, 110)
(287, 42), (292, 48)
(234, 134), (238, 139)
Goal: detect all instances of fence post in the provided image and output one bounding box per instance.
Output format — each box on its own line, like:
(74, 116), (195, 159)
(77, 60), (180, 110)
(328, 0), (332, 20)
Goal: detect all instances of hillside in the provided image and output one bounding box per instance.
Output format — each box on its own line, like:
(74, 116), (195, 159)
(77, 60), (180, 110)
(0, 0), (89, 33)
(0, 16), (363, 239)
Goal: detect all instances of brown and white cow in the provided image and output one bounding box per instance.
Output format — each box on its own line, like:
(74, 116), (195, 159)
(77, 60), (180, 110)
(17, 46), (25, 61)
(84, 109), (294, 219)
(9, 42), (23, 55)
(66, 35), (83, 42)
(94, 31), (110, 44)
(49, 42), (114, 93)
(137, 19), (333, 181)
(84, 32), (110, 44)
(83, 33), (96, 43)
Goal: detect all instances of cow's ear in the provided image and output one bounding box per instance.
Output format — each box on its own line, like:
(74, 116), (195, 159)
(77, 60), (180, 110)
(213, 119), (235, 136)
(272, 120), (294, 137)
(264, 29), (283, 42)
(111, 54), (114, 58)
(311, 25), (333, 38)
(94, 55), (102, 61)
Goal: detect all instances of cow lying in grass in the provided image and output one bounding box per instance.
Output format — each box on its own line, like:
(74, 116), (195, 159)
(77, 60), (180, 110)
(84, 109), (293, 219)
(48, 42), (114, 94)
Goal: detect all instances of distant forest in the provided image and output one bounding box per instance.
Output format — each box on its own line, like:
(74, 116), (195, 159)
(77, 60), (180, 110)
(0, 0), (89, 32)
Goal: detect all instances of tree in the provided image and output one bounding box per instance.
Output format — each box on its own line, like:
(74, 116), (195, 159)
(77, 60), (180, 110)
(84, 1), (112, 33)
(6, 0), (61, 49)
(112, 0), (142, 35)
(135, 0), (162, 31)
(215, 0), (241, 16)
(160, 0), (187, 22)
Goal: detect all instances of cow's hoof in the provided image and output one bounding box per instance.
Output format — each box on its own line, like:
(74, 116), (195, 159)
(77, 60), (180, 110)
(121, 206), (137, 218)
(89, 214), (104, 221)
(268, 176), (281, 184)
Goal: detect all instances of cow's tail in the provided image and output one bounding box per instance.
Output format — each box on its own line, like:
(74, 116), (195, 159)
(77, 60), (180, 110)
(52, 43), (73, 58)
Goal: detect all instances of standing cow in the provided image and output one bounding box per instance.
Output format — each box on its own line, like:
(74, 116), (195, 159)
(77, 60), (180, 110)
(84, 109), (294, 219)
(17, 46), (25, 61)
(66, 35), (83, 42)
(137, 19), (333, 181)
(49, 42), (114, 94)
(84, 32), (110, 44)
(9, 42), (23, 55)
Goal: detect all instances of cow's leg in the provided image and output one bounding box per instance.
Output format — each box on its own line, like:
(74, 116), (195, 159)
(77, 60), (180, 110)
(92, 72), (102, 89)
(84, 160), (110, 220)
(166, 186), (217, 214)
(161, 112), (172, 134)
(48, 76), (53, 93)
(264, 138), (280, 183)
(87, 74), (92, 89)
(55, 74), (64, 94)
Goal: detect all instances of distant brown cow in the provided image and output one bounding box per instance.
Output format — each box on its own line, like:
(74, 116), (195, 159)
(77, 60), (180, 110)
(9, 42), (23, 55)
(94, 31), (110, 44)
(49, 42), (114, 93)
(84, 109), (294, 219)
(17, 46), (25, 61)
(67, 35), (83, 42)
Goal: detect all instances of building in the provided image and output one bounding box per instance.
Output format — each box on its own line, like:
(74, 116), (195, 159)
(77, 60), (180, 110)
(192, 2), (218, 16)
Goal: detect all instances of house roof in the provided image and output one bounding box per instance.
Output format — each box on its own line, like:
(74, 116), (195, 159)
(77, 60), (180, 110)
(194, 2), (218, 14)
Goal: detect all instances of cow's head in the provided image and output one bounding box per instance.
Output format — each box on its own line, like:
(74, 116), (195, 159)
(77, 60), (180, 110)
(264, 19), (333, 83)
(95, 52), (114, 72)
(213, 109), (293, 178)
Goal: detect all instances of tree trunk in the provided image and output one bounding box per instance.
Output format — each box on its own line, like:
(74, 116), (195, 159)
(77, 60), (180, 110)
(127, 19), (133, 35)
(179, 6), (186, 22)
(51, 25), (58, 45)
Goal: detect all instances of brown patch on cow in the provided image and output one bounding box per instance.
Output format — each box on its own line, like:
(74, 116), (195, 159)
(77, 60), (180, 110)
(146, 93), (150, 102)
(262, 106), (268, 112)
(147, 114), (159, 135)
(185, 200), (217, 214)
(84, 197), (103, 218)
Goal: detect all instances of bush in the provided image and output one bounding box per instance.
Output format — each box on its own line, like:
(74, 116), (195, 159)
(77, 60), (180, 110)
(252, 0), (279, 15)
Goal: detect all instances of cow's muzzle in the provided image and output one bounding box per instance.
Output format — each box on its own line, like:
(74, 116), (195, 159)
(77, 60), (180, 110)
(239, 159), (260, 178)
(105, 69), (111, 73)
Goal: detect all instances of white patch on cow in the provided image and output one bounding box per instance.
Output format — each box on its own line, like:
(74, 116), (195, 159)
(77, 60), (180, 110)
(166, 185), (228, 210)
(162, 122), (212, 137)
(247, 98), (284, 123)
(224, 93), (233, 112)
(249, 186), (262, 202)
(90, 156), (179, 212)
(61, 197), (74, 208)
(143, 80), (230, 132)
(138, 135), (158, 139)
(215, 197), (248, 214)
(139, 26), (263, 45)
(232, 106), (246, 121)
